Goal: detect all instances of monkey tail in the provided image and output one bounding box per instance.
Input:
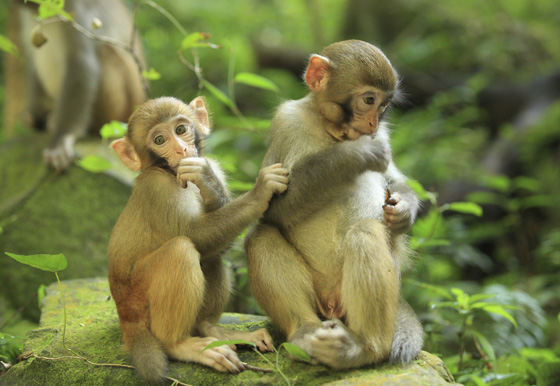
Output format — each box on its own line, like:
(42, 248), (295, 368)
(129, 329), (168, 385)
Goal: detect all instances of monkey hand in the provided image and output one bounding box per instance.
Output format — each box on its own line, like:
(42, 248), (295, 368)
(194, 337), (246, 373)
(43, 134), (76, 171)
(383, 192), (414, 234)
(251, 163), (290, 211)
(242, 328), (274, 352)
(177, 157), (216, 190)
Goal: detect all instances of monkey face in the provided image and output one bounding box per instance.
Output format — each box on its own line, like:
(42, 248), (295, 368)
(147, 115), (199, 171)
(338, 89), (391, 140)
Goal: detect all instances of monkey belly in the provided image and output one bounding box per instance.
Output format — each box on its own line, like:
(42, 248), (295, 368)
(285, 172), (387, 320)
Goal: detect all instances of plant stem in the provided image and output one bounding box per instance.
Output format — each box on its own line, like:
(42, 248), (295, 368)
(253, 348), (291, 386)
(54, 271), (68, 351)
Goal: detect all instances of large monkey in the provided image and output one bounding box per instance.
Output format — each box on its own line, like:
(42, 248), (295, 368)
(108, 97), (289, 384)
(245, 40), (423, 369)
(5, 0), (146, 170)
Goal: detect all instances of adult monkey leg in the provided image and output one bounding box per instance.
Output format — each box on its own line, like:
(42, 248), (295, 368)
(246, 223), (321, 351)
(311, 219), (399, 369)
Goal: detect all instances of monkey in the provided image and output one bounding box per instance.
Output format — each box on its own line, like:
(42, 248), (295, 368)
(107, 96), (289, 384)
(5, 0), (146, 170)
(245, 40), (424, 370)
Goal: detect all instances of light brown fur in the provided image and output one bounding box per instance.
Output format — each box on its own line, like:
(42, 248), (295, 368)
(246, 40), (423, 369)
(108, 97), (289, 384)
(4, 0), (146, 170)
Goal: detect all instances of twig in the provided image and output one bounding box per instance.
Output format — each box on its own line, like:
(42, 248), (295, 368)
(243, 362), (274, 373)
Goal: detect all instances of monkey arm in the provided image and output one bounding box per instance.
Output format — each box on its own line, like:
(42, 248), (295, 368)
(264, 136), (389, 229)
(185, 190), (264, 257)
(137, 169), (261, 259)
(199, 158), (232, 212)
(383, 162), (419, 234)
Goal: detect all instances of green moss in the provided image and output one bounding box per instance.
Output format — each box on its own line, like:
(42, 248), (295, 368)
(1, 278), (460, 386)
(0, 137), (131, 320)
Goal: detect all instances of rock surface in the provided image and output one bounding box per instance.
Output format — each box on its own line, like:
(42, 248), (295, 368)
(0, 277), (461, 386)
(0, 134), (133, 320)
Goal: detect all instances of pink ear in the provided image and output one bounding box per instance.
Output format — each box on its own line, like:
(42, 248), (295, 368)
(111, 137), (142, 171)
(304, 54), (331, 92)
(189, 97), (211, 136)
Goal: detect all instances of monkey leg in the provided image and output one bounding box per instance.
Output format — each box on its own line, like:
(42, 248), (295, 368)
(193, 258), (274, 352)
(196, 257), (232, 324)
(246, 224), (321, 354)
(116, 236), (205, 383)
(136, 236), (206, 347)
(311, 219), (399, 369)
(140, 240), (245, 373)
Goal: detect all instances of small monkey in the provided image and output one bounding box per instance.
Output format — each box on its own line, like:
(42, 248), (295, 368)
(108, 97), (289, 384)
(5, 0), (146, 170)
(246, 40), (423, 370)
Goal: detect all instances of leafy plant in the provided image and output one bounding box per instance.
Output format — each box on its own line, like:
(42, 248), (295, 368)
(411, 281), (518, 372)
(407, 179), (483, 251)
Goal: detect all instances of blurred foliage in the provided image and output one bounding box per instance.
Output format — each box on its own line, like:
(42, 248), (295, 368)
(1, 0), (560, 384)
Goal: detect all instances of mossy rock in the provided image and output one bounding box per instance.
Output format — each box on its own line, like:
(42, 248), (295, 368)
(0, 277), (461, 386)
(0, 134), (133, 320)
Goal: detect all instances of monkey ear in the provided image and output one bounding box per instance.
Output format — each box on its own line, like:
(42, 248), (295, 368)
(305, 54), (331, 92)
(111, 137), (142, 171)
(189, 97), (211, 136)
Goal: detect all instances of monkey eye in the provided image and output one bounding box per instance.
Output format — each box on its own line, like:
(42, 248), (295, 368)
(362, 93), (376, 105)
(175, 124), (188, 135)
(154, 135), (166, 145)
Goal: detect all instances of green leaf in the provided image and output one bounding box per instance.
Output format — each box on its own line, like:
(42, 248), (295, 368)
(406, 180), (430, 201)
(0, 34), (19, 57)
(228, 180), (254, 192)
(472, 330), (496, 360)
(407, 280), (454, 301)
(445, 202), (483, 217)
(483, 174), (511, 193)
(410, 237), (450, 250)
(5, 252), (67, 272)
(99, 121), (127, 139)
(202, 79), (235, 110)
(37, 284), (47, 308)
(512, 176), (541, 192)
(480, 304), (518, 327)
(280, 342), (312, 362)
(200, 340), (256, 353)
(520, 195), (552, 210)
(180, 32), (220, 50)
(432, 301), (460, 310)
(28, 0), (74, 20)
(468, 294), (495, 304)
(77, 155), (112, 173)
(235, 72), (279, 93)
(142, 68), (161, 81)
(537, 361), (560, 386)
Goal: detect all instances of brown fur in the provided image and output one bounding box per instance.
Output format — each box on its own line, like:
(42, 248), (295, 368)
(245, 40), (423, 370)
(4, 0), (146, 170)
(108, 97), (289, 383)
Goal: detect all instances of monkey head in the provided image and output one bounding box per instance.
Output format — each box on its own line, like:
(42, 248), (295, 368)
(304, 40), (399, 141)
(112, 97), (210, 173)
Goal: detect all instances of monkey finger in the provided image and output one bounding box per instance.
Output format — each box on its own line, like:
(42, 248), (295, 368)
(179, 157), (205, 167)
(214, 347), (246, 373)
